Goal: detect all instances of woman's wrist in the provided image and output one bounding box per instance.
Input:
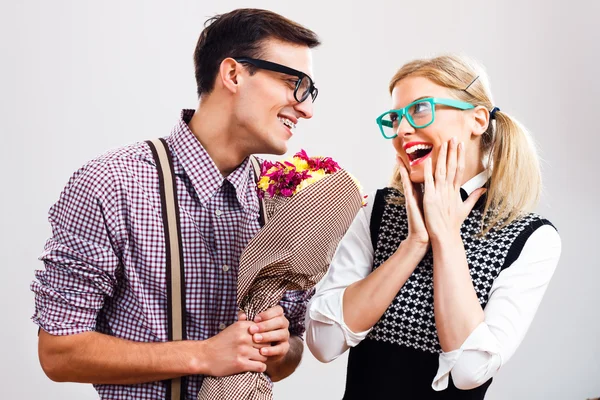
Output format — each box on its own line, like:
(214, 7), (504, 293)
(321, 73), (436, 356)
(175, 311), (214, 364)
(398, 236), (429, 260)
(430, 231), (463, 253)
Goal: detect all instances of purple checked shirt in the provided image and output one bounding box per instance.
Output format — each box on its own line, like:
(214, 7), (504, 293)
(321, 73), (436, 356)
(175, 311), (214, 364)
(31, 109), (311, 399)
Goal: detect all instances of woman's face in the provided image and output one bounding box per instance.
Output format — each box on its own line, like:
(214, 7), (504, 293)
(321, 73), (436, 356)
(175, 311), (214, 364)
(390, 76), (485, 184)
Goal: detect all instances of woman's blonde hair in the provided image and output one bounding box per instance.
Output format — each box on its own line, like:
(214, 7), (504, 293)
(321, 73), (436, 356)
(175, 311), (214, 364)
(388, 54), (541, 234)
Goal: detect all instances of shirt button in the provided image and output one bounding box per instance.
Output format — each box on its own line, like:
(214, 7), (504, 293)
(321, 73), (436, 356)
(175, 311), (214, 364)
(222, 265), (230, 272)
(218, 323), (227, 331)
(215, 209), (223, 217)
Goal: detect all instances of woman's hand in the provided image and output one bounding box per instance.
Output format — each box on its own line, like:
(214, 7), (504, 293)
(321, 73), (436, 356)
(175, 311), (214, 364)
(422, 137), (486, 242)
(397, 160), (429, 255)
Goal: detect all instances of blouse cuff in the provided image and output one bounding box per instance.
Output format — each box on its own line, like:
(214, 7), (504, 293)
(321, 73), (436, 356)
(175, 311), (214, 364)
(308, 288), (372, 347)
(432, 322), (501, 391)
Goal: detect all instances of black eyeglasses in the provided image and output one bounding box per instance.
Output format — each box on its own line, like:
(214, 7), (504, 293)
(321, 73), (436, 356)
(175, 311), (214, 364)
(234, 57), (318, 103)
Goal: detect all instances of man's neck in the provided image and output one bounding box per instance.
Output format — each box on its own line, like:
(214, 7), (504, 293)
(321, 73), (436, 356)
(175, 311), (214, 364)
(188, 99), (248, 177)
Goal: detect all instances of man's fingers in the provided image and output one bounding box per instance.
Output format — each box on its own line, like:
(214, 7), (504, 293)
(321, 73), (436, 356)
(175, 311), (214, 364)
(253, 329), (289, 344)
(244, 360), (267, 373)
(254, 305), (284, 323)
(246, 347), (269, 363)
(260, 341), (290, 357)
(254, 315), (289, 333)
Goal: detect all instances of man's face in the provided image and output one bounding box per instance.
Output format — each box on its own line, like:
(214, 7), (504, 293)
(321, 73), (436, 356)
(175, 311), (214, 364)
(234, 38), (315, 155)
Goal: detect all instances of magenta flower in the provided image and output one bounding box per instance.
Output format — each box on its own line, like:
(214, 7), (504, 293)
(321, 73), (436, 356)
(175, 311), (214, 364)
(257, 149), (345, 198)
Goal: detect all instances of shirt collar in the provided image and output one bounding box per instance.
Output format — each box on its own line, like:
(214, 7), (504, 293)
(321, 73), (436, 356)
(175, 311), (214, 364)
(166, 109), (254, 211)
(227, 157), (253, 211)
(461, 170), (489, 196)
(458, 169), (489, 208)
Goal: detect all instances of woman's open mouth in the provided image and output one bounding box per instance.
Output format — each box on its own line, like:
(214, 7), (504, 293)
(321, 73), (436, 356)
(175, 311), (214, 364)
(404, 142), (433, 166)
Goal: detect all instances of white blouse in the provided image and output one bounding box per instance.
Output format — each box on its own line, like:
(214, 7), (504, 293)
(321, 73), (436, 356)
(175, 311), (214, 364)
(306, 173), (561, 391)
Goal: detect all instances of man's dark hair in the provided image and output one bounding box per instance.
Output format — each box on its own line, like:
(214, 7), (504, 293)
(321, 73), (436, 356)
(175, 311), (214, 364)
(194, 8), (321, 98)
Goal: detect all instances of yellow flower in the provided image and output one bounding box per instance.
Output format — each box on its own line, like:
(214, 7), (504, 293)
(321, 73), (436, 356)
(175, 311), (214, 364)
(257, 176), (272, 192)
(294, 169), (328, 193)
(289, 157), (310, 172)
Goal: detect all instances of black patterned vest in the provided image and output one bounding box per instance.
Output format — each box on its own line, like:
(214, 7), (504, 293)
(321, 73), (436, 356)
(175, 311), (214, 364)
(343, 187), (554, 400)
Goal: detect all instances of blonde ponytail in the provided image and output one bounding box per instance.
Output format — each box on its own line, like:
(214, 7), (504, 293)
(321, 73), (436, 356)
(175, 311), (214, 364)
(481, 111), (541, 233)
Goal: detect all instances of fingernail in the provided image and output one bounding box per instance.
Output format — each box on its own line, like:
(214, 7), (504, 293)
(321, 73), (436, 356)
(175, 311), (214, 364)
(254, 316), (262, 322)
(255, 334), (263, 342)
(452, 137), (457, 144)
(249, 325), (258, 333)
(262, 348), (269, 355)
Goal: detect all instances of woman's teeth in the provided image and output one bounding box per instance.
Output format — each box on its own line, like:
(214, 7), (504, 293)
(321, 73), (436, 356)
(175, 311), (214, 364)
(405, 144), (433, 155)
(406, 144), (433, 162)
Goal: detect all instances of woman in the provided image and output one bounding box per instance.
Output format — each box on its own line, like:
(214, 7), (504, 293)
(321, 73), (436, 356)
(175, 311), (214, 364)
(306, 55), (561, 399)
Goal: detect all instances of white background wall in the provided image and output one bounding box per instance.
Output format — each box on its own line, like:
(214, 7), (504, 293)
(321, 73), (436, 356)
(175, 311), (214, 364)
(1, 0), (598, 398)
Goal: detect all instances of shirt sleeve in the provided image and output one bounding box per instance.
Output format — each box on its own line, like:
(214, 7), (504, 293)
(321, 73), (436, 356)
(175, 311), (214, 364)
(278, 289), (315, 339)
(30, 161), (124, 336)
(306, 192), (375, 362)
(432, 224), (561, 390)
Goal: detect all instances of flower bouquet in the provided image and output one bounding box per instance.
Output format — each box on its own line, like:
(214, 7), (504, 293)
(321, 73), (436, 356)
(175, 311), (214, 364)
(198, 150), (363, 400)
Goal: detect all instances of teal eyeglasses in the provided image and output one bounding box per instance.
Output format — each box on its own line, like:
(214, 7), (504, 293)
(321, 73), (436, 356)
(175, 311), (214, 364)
(376, 97), (475, 139)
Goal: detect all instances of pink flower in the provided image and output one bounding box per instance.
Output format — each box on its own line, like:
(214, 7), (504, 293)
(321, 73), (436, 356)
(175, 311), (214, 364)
(294, 149), (311, 162)
(310, 157), (340, 174)
(257, 150), (345, 198)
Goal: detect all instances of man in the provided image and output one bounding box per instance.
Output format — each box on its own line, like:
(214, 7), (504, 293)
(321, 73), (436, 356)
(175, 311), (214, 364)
(31, 8), (320, 399)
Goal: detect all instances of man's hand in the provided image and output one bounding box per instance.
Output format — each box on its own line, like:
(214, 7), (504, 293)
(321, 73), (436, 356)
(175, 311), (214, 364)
(238, 306), (303, 381)
(242, 306), (290, 361)
(200, 320), (269, 377)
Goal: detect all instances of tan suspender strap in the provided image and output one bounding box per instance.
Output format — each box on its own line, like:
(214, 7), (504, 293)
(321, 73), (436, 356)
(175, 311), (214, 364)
(250, 156), (269, 226)
(147, 138), (186, 400)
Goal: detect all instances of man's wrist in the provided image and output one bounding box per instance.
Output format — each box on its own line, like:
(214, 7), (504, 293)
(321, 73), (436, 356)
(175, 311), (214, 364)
(265, 336), (302, 382)
(187, 339), (210, 376)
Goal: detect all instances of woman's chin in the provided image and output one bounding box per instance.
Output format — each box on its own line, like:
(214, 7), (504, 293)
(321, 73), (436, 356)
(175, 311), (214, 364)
(408, 168), (424, 184)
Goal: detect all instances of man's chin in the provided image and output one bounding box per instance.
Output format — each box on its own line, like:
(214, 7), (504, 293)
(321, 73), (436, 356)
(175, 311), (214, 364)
(261, 141), (288, 156)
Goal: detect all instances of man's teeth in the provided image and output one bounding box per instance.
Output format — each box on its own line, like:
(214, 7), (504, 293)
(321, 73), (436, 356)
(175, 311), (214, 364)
(278, 117), (296, 129)
(406, 144), (432, 155)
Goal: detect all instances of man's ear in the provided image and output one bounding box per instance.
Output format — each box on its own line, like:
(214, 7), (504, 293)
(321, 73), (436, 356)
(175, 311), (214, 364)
(471, 105), (490, 138)
(218, 57), (243, 94)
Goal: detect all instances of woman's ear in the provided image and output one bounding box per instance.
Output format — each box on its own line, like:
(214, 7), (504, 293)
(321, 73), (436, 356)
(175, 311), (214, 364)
(471, 105), (490, 138)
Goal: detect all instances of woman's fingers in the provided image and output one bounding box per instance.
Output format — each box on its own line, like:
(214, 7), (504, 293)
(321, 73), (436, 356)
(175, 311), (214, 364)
(446, 138), (458, 185)
(455, 141), (466, 189)
(424, 156), (435, 193)
(435, 141), (447, 182)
